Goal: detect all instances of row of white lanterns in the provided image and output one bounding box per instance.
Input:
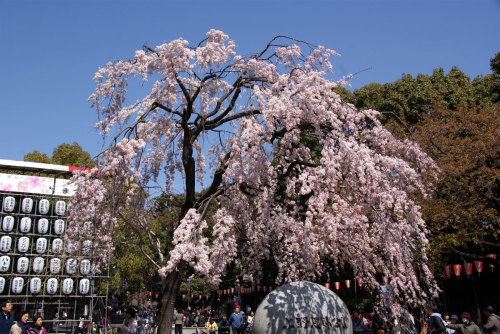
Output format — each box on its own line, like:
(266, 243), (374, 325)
(2, 197), (66, 215)
(0, 276), (90, 295)
(0, 256), (91, 275)
(0, 236), (92, 254)
(2, 216), (66, 234)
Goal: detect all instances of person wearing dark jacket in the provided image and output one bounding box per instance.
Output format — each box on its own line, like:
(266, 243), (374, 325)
(0, 301), (14, 334)
(425, 306), (446, 334)
(446, 312), (481, 334)
(218, 316), (230, 334)
(352, 311), (365, 334)
(9, 311), (31, 334)
(484, 306), (500, 334)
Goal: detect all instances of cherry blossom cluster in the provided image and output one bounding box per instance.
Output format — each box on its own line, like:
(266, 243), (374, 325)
(69, 29), (440, 308)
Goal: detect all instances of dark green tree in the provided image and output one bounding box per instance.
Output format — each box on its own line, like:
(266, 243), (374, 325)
(24, 142), (96, 168)
(491, 51), (500, 74)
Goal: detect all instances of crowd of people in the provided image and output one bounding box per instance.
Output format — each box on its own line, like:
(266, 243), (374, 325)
(173, 306), (253, 334)
(0, 301), (48, 334)
(3, 298), (500, 334)
(349, 305), (500, 334)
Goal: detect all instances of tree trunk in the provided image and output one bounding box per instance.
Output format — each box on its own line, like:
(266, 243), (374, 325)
(157, 264), (185, 334)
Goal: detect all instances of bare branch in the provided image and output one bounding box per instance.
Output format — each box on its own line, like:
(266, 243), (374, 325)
(204, 109), (260, 131)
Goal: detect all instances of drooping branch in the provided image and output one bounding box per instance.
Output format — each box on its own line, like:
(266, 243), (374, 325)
(197, 152), (231, 206)
(450, 245), (500, 263)
(204, 109), (260, 131)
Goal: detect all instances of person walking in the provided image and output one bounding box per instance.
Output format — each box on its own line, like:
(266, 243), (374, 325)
(119, 308), (137, 334)
(9, 311), (31, 334)
(228, 307), (244, 334)
(425, 305), (446, 334)
(173, 309), (183, 334)
(483, 306), (500, 334)
(445, 312), (481, 334)
(0, 301), (14, 334)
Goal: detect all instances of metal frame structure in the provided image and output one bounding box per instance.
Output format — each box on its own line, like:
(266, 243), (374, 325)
(0, 159), (109, 333)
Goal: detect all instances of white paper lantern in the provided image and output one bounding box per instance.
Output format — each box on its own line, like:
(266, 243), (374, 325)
(66, 258), (77, 274)
(32, 257), (44, 273)
(53, 219), (65, 234)
(2, 216), (14, 232)
(30, 277), (42, 294)
(19, 217), (32, 233)
(22, 198), (33, 213)
(38, 199), (50, 215)
(50, 258), (61, 274)
(79, 278), (90, 294)
(46, 278), (58, 295)
(17, 257), (29, 273)
(0, 236), (12, 252)
(2, 196), (15, 212)
(36, 238), (48, 254)
(11, 277), (24, 294)
(0, 256), (10, 272)
(82, 240), (93, 255)
(17, 237), (30, 253)
(62, 278), (73, 294)
(37, 218), (49, 234)
(0, 277), (5, 293)
(51, 238), (63, 253)
(55, 201), (66, 216)
(80, 259), (91, 275)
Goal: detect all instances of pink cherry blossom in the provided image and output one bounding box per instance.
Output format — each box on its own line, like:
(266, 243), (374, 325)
(69, 30), (440, 326)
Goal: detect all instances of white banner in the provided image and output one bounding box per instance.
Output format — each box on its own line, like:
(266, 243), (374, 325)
(0, 173), (75, 196)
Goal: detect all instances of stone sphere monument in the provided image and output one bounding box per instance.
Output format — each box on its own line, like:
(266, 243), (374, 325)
(253, 281), (353, 334)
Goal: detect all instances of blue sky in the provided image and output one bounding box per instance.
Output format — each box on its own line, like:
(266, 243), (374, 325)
(0, 0), (499, 164)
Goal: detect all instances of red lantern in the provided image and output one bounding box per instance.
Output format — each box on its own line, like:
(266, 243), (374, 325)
(383, 277), (389, 285)
(206, 295), (209, 300)
(182, 294), (185, 299)
(334, 282), (340, 291)
(357, 278), (363, 288)
(444, 265), (452, 279)
(325, 283), (330, 289)
(345, 280), (351, 289)
(464, 263), (472, 277)
(453, 264), (462, 278)
(486, 254), (497, 260)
